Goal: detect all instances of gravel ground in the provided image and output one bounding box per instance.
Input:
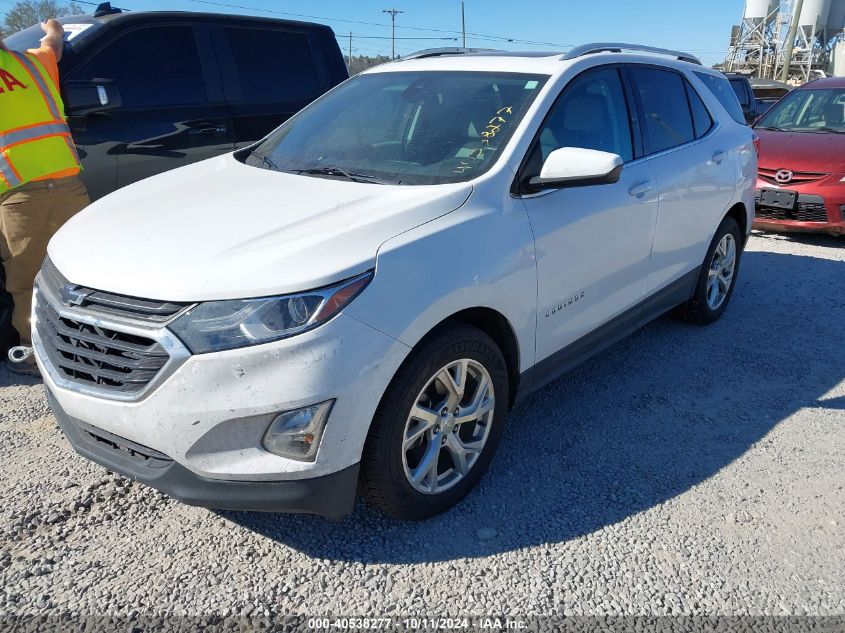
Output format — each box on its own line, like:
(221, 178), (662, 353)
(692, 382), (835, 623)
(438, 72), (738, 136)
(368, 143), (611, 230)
(0, 232), (843, 621)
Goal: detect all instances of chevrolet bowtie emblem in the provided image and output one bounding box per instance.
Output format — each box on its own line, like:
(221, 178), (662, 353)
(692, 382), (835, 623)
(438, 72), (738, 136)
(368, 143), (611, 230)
(58, 284), (90, 307)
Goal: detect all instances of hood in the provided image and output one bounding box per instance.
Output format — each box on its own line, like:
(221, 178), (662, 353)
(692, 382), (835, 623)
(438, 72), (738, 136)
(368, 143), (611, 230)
(49, 154), (472, 301)
(755, 128), (845, 173)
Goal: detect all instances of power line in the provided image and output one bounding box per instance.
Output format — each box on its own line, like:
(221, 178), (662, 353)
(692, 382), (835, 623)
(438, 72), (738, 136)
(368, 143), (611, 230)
(337, 34), (456, 41)
(183, 0), (574, 49)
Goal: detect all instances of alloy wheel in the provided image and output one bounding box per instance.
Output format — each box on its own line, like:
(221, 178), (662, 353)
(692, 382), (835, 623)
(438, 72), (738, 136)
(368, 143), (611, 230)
(401, 358), (495, 495)
(707, 233), (736, 310)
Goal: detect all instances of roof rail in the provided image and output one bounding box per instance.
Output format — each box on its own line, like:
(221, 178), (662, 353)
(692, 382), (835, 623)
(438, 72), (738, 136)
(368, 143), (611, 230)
(401, 47), (502, 61)
(562, 43), (701, 66)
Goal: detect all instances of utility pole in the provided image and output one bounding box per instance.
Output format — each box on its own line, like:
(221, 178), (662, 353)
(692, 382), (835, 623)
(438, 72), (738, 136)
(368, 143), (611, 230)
(461, 1), (466, 48)
(348, 31), (353, 72)
(780, 0), (805, 81)
(383, 8), (404, 59)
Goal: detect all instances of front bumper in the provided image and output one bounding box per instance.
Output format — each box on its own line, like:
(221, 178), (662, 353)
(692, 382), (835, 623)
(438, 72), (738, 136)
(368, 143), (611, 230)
(48, 390), (359, 518)
(753, 181), (845, 235)
(32, 271), (411, 514)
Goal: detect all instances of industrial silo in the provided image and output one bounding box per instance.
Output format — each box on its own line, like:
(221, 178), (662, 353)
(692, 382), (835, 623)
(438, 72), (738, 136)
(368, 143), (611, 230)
(743, 0), (779, 26)
(799, 0), (832, 36)
(826, 0), (845, 35)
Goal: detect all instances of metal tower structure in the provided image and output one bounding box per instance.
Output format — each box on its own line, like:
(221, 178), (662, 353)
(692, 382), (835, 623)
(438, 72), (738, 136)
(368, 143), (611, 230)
(724, 0), (845, 81)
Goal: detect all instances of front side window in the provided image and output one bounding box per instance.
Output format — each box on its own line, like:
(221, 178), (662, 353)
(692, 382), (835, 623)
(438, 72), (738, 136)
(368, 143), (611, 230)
(71, 26), (207, 108)
(630, 67), (695, 154)
(755, 88), (845, 132)
(247, 71), (548, 185)
(534, 66), (634, 164)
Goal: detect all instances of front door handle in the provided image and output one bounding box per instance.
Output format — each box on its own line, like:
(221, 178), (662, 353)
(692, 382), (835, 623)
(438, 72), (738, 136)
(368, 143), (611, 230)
(712, 150), (728, 164)
(628, 180), (655, 198)
(188, 125), (227, 136)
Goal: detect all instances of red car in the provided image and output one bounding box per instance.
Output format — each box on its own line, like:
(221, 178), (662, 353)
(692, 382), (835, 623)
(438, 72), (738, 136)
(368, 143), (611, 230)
(752, 77), (845, 235)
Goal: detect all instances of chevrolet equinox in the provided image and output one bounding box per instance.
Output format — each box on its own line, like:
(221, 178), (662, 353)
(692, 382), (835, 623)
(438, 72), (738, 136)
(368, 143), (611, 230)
(33, 44), (756, 520)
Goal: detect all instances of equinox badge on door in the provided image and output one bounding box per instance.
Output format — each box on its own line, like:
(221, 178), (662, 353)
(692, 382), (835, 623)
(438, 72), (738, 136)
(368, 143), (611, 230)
(546, 291), (586, 317)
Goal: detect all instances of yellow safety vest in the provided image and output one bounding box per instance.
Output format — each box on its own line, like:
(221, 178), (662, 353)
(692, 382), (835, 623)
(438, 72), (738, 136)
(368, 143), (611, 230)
(0, 49), (81, 195)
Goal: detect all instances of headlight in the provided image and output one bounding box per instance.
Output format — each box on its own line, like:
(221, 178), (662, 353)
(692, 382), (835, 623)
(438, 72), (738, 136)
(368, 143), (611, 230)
(169, 271), (372, 353)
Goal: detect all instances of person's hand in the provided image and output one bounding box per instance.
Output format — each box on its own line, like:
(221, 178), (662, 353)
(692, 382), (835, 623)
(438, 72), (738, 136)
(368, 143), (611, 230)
(41, 19), (63, 36)
(39, 18), (64, 61)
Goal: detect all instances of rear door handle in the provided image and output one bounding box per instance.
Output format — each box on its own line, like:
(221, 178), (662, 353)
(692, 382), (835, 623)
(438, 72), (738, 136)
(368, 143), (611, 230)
(188, 125), (227, 136)
(712, 151), (728, 164)
(628, 181), (655, 198)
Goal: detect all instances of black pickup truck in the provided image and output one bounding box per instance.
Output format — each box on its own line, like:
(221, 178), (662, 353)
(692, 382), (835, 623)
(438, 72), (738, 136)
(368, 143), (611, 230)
(1, 4), (348, 353)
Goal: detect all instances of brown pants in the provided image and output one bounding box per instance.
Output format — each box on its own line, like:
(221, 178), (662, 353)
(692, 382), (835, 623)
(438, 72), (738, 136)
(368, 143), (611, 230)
(0, 176), (90, 346)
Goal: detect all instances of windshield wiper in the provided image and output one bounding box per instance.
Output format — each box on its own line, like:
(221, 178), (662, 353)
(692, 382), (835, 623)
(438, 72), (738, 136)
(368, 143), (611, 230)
(755, 126), (781, 131)
(813, 127), (845, 134)
(289, 166), (393, 185)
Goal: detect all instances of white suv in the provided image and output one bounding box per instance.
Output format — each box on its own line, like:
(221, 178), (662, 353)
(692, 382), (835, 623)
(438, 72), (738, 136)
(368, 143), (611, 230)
(34, 44), (756, 520)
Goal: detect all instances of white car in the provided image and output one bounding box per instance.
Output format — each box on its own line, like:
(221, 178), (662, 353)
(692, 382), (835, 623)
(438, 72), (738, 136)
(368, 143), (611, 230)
(34, 44), (756, 520)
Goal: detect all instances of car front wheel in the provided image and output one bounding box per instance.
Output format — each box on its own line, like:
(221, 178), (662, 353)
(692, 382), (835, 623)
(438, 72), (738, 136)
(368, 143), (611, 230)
(360, 323), (508, 520)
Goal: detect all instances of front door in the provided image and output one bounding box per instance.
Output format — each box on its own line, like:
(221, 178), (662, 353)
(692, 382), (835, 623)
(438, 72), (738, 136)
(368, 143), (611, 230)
(66, 23), (232, 198)
(517, 66), (658, 364)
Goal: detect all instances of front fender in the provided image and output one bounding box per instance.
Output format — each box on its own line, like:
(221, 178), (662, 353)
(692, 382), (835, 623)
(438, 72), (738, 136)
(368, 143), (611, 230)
(345, 187), (537, 375)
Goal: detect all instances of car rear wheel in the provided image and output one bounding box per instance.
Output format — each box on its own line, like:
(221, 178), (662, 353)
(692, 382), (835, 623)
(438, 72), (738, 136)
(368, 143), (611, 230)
(677, 216), (742, 324)
(360, 323), (508, 520)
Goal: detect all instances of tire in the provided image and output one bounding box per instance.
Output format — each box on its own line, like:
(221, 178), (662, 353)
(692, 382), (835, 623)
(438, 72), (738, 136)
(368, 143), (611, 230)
(677, 216), (742, 324)
(360, 323), (509, 520)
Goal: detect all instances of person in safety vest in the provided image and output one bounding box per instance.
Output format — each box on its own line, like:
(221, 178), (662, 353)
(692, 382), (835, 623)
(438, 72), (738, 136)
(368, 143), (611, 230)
(1, 20), (89, 376)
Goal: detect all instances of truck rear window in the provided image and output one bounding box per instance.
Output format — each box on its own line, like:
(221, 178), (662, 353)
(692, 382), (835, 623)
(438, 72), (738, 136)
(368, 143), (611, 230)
(223, 27), (322, 103)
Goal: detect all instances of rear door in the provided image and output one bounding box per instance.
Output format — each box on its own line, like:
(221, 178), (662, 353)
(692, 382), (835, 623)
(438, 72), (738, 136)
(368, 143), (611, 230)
(66, 21), (232, 196)
(626, 65), (737, 291)
(211, 24), (331, 147)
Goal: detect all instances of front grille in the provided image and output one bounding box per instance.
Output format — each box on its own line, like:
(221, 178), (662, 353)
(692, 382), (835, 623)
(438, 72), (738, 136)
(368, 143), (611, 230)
(40, 258), (186, 323)
(758, 167), (827, 186)
(755, 193), (830, 223)
(36, 301), (170, 393)
(34, 258), (190, 396)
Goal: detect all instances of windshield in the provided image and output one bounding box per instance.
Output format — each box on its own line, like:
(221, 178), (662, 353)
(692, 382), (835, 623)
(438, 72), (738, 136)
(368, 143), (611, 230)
(756, 87), (845, 132)
(246, 70), (548, 185)
(3, 19), (96, 53)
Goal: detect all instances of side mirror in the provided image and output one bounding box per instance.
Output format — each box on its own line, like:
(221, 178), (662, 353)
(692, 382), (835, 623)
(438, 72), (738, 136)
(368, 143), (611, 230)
(531, 147), (623, 189)
(64, 78), (122, 115)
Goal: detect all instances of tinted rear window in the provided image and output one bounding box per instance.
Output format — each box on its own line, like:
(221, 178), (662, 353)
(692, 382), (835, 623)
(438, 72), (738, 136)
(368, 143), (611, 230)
(630, 67), (695, 154)
(696, 72), (746, 124)
(686, 81), (713, 138)
(224, 27), (322, 103)
(729, 78), (749, 106)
